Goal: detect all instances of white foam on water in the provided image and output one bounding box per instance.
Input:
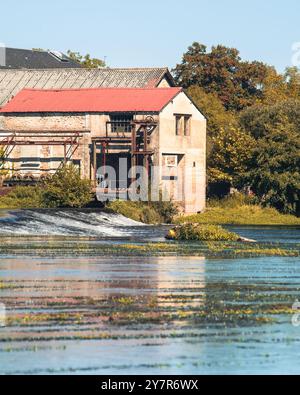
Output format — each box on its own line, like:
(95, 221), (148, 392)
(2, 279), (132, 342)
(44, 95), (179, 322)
(89, 212), (144, 227)
(0, 210), (145, 237)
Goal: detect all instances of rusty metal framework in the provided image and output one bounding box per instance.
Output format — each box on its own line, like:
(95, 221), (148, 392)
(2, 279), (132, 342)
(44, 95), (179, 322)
(91, 118), (158, 184)
(0, 130), (89, 166)
(0, 117), (158, 186)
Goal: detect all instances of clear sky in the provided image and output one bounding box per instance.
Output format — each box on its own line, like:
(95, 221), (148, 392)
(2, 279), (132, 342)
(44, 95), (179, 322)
(0, 0), (299, 72)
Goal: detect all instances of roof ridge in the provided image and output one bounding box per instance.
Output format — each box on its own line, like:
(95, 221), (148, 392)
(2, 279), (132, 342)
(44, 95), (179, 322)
(5, 47), (49, 53)
(21, 87), (181, 92)
(0, 67), (169, 73)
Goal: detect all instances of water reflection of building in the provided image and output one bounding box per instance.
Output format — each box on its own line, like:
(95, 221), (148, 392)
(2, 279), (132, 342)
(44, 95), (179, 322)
(151, 256), (206, 305)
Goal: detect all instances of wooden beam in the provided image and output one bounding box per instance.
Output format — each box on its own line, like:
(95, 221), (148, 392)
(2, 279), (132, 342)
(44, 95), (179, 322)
(93, 140), (97, 183)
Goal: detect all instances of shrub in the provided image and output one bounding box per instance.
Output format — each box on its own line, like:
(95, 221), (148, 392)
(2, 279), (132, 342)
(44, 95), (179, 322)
(0, 186), (44, 208)
(208, 193), (256, 209)
(107, 201), (162, 224)
(42, 164), (92, 208)
(151, 199), (179, 224)
(167, 224), (240, 241)
(0, 165), (93, 209)
(107, 198), (179, 225)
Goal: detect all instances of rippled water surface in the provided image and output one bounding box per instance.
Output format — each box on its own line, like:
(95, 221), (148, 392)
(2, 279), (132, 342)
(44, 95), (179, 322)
(0, 210), (300, 375)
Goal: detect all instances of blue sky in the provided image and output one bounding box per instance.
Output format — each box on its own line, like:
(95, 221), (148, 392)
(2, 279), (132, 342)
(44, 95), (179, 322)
(1, 0), (299, 72)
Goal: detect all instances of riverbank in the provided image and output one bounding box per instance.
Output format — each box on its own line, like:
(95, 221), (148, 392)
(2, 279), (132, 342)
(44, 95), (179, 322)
(176, 205), (300, 226)
(107, 200), (300, 226)
(1, 190), (299, 226)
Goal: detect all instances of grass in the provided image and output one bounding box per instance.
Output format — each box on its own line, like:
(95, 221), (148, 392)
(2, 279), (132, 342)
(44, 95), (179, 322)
(107, 201), (162, 224)
(1, 187), (299, 226)
(176, 195), (300, 226)
(107, 200), (178, 224)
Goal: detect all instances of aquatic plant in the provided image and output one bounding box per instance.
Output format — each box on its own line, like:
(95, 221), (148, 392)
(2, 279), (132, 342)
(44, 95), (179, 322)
(114, 297), (135, 306)
(0, 236), (298, 259)
(166, 224), (240, 241)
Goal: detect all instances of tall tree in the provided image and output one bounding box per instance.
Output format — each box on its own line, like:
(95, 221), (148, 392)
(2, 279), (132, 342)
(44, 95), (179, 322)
(240, 103), (300, 215)
(187, 86), (238, 173)
(187, 86), (236, 137)
(208, 126), (255, 186)
(173, 42), (269, 111)
(240, 99), (300, 139)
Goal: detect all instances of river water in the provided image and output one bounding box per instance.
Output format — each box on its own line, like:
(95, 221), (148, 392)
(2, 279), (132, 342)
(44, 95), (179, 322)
(0, 209), (299, 375)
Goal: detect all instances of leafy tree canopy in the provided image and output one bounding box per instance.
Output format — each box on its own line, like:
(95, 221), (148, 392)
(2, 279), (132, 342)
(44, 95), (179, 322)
(208, 126), (256, 186)
(240, 99), (300, 139)
(67, 50), (106, 69)
(173, 42), (269, 111)
(176, 42), (300, 215)
(187, 86), (236, 137)
(241, 105), (300, 215)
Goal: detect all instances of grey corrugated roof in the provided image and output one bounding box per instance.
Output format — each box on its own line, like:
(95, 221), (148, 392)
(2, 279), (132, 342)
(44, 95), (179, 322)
(0, 48), (81, 70)
(0, 67), (175, 106)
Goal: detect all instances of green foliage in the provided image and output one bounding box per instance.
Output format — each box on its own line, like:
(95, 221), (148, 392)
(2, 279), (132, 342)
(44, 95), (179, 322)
(67, 50), (106, 69)
(43, 165), (92, 208)
(173, 42), (269, 111)
(240, 99), (300, 139)
(187, 86), (237, 159)
(107, 201), (162, 224)
(167, 224), (240, 241)
(0, 165), (93, 209)
(0, 148), (5, 167)
(0, 186), (44, 209)
(241, 103), (300, 215)
(185, 86), (257, 187)
(208, 193), (256, 209)
(151, 199), (179, 224)
(175, 42), (300, 111)
(176, 198), (300, 226)
(0, 148), (7, 183)
(208, 126), (256, 185)
(174, 42), (300, 213)
(187, 86), (236, 137)
(260, 67), (300, 105)
(107, 199), (178, 225)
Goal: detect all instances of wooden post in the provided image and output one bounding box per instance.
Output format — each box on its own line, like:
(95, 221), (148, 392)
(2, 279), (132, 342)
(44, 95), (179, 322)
(93, 141), (97, 184)
(131, 124), (136, 185)
(63, 143), (67, 164)
(143, 126), (149, 175)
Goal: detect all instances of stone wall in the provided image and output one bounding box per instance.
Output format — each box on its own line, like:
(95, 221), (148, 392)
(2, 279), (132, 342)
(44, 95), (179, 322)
(0, 113), (91, 178)
(159, 91), (206, 214)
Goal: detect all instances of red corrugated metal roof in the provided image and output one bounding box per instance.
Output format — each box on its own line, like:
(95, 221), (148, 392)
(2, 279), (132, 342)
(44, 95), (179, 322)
(0, 87), (182, 113)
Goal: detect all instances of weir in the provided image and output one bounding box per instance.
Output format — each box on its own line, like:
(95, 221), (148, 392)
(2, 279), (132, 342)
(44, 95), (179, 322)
(0, 209), (147, 237)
